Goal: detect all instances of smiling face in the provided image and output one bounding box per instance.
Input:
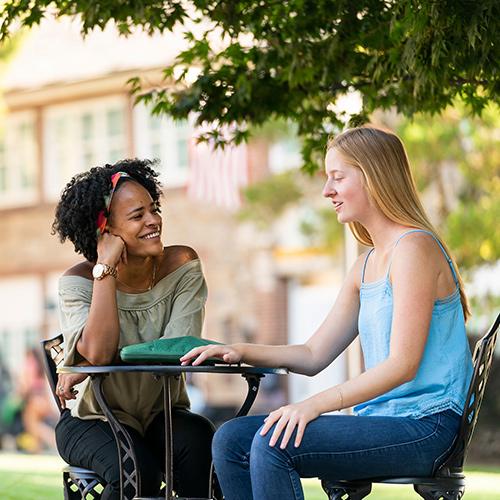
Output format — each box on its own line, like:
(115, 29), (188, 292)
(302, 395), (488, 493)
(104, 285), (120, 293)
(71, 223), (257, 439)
(107, 180), (163, 258)
(322, 148), (373, 224)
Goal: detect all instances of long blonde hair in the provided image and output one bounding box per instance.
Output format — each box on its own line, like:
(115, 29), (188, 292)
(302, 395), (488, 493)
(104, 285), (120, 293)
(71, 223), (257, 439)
(328, 126), (470, 321)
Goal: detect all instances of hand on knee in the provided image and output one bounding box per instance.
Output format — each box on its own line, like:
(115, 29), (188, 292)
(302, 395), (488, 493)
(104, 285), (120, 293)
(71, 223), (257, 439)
(250, 425), (294, 468)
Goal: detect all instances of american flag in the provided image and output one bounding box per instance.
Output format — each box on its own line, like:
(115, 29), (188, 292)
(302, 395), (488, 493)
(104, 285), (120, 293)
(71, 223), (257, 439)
(187, 132), (248, 211)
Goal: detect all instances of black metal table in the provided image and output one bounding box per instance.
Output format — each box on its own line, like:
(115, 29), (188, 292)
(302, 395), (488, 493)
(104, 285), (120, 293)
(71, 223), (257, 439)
(59, 364), (288, 500)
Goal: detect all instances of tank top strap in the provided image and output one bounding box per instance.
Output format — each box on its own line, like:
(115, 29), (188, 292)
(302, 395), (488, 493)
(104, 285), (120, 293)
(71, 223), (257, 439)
(361, 248), (375, 283)
(385, 229), (459, 286)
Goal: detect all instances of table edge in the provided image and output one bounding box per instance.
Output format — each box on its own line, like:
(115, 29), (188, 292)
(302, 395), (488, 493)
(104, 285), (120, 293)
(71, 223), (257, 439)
(58, 364), (288, 375)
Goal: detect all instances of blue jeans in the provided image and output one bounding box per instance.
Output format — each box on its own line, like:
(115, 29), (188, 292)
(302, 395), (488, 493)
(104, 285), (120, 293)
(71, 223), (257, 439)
(212, 410), (460, 500)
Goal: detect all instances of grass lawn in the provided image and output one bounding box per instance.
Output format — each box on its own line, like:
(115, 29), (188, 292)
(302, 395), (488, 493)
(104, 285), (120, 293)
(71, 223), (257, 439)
(1, 452), (499, 499)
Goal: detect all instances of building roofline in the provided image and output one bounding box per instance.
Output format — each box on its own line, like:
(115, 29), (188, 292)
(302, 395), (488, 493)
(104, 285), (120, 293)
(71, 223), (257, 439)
(4, 67), (167, 111)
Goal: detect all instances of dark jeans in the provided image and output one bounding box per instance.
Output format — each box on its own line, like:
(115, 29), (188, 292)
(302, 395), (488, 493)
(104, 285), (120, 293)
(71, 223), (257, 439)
(56, 408), (215, 500)
(212, 409), (461, 500)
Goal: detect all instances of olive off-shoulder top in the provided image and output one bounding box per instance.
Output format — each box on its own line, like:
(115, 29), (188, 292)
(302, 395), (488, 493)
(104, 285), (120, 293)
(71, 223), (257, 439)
(58, 259), (207, 435)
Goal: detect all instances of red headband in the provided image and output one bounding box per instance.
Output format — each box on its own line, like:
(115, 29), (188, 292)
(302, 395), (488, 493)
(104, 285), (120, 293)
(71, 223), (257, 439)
(96, 171), (131, 236)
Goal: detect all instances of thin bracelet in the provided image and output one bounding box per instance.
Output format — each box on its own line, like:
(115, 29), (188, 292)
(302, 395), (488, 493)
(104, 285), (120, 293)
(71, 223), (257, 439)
(338, 386), (344, 410)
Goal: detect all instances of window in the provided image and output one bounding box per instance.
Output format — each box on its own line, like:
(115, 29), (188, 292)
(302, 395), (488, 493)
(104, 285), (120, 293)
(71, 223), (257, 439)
(0, 276), (43, 377)
(0, 112), (38, 208)
(107, 108), (126, 163)
(81, 113), (95, 168)
(44, 96), (127, 200)
(133, 103), (191, 187)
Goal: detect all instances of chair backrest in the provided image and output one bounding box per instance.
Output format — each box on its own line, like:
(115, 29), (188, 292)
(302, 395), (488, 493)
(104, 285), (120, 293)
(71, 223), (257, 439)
(437, 312), (499, 477)
(39, 334), (65, 414)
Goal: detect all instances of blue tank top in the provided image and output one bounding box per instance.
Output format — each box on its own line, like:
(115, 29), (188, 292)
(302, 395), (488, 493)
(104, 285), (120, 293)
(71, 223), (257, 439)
(354, 229), (473, 418)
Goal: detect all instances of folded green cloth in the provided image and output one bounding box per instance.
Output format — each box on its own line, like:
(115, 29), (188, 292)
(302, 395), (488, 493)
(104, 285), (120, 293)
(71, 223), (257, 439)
(120, 335), (224, 364)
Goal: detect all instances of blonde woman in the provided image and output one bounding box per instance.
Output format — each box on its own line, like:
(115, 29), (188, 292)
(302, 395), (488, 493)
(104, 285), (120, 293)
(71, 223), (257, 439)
(181, 127), (473, 500)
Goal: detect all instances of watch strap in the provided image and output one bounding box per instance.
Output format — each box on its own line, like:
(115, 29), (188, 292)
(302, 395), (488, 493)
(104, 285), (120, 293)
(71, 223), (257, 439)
(94, 263), (117, 280)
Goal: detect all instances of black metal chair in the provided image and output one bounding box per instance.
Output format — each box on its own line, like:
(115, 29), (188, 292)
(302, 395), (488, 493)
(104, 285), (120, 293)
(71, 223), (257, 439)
(321, 312), (499, 500)
(41, 334), (263, 499)
(40, 334), (107, 499)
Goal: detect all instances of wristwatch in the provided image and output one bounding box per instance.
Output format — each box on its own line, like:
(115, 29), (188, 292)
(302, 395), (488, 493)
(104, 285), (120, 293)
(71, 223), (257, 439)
(92, 263), (117, 281)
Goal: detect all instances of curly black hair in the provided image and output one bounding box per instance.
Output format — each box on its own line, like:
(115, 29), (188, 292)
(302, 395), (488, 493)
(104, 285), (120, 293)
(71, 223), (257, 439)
(52, 158), (162, 262)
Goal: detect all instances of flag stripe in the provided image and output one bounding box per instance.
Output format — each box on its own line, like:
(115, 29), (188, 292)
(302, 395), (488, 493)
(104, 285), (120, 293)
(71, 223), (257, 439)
(188, 134), (248, 210)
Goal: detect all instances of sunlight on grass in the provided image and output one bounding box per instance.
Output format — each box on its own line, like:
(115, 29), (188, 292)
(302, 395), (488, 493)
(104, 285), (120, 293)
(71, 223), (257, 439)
(0, 453), (64, 500)
(0, 452), (499, 500)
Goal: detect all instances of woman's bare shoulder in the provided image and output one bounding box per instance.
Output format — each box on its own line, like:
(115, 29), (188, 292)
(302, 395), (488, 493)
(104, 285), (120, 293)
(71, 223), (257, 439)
(62, 261), (94, 280)
(159, 245), (199, 277)
(393, 231), (442, 265)
(390, 231), (447, 285)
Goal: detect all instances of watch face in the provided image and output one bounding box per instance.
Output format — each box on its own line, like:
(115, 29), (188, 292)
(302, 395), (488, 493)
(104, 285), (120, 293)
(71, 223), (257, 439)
(92, 263), (105, 279)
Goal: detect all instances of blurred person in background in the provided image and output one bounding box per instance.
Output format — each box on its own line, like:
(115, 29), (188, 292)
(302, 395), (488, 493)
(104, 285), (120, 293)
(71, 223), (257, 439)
(18, 348), (57, 453)
(0, 354), (20, 449)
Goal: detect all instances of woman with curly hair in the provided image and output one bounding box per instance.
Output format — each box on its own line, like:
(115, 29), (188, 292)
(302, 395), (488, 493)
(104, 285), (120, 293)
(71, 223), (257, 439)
(52, 159), (215, 499)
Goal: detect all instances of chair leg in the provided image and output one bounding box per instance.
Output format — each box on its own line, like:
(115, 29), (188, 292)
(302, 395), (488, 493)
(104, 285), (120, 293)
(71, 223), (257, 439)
(321, 480), (372, 500)
(211, 469), (224, 500)
(63, 470), (104, 499)
(414, 483), (465, 500)
(63, 472), (82, 500)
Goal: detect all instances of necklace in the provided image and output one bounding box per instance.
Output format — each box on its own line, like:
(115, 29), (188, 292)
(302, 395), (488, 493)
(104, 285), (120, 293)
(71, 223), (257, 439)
(116, 259), (157, 293)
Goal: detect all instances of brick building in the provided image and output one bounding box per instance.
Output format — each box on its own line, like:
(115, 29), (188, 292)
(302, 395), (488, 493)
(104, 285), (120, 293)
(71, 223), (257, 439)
(0, 17), (348, 415)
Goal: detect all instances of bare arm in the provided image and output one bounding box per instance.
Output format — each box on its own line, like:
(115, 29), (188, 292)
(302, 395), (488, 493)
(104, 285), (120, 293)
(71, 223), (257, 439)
(261, 234), (442, 448)
(181, 254), (364, 374)
(311, 234), (438, 412)
(75, 233), (125, 365)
